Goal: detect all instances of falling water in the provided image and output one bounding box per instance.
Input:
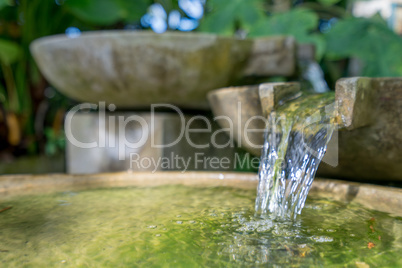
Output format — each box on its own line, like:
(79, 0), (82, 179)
(301, 61), (330, 93)
(255, 93), (336, 220)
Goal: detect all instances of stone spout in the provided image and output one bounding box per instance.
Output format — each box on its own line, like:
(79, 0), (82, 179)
(207, 77), (402, 181)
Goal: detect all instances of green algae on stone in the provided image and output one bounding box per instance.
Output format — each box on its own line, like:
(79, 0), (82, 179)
(0, 185), (401, 267)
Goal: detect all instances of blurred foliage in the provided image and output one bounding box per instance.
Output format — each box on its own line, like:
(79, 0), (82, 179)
(44, 128), (65, 156)
(0, 0), (12, 10)
(199, 0), (402, 82)
(249, 8), (326, 59)
(0, 39), (20, 65)
(64, 0), (149, 25)
(0, 0), (401, 159)
(0, 0), (153, 157)
(200, 4), (327, 58)
(325, 15), (402, 77)
(316, 0), (342, 6)
(199, 0), (265, 34)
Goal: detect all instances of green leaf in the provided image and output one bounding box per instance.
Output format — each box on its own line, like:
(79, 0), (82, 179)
(0, 0), (12, 10)
(248, 8), (325, 59)
(64, 0), (122, 25)
(325, 16), (402, 76)
(119, 0), (150, 22)
(0, 83), (7, 108)
(15, 62), (31, 114)
(249, 8), (318, 38)
(199, 0), (265, 35)
(0, 39), (22, 65)
(317, 0), (341, 6)
(65, 0), (149, 25)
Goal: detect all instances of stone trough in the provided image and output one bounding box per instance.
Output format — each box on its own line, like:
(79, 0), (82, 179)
(208, 77), (402, 181)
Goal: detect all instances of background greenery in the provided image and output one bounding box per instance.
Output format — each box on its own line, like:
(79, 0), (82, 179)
(0, 0), (401, 160)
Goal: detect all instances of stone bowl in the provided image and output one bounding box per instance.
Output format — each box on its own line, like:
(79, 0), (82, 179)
(1, 172), (401, 216)
(30, 31), (295, 109)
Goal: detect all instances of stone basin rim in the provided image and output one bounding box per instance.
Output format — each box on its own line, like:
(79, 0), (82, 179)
(30, 30), (253, 48)
(0, 171), (401, 217)
(207, 84), (259, 97)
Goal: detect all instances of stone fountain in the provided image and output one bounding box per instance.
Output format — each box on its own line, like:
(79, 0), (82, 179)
(30, 30), (402, 182)
(1, 29), (399, 267)
(30, 31), (297, 173)
(208, 77), (402, 182)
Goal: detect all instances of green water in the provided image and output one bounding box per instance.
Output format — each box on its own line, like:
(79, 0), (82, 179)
(0, 185), (401, 267)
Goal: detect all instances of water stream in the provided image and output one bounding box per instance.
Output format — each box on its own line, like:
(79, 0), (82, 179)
(301, 60), (330, 93)
(255, 92), (337, 219)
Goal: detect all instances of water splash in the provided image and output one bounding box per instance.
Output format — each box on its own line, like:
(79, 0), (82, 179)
(255, 93), (336, 220)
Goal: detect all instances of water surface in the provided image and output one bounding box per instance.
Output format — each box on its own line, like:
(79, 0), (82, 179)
(1, 185), (401, 267)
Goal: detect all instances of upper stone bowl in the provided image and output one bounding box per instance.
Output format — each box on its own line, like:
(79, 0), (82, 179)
(30, 31), (295, 109)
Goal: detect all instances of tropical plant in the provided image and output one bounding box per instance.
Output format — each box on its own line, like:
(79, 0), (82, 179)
(0, 0), (151, 157)
(198, 0), (402, 84)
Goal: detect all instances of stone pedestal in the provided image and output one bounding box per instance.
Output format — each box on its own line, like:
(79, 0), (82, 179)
(66, 112), (242, 174)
